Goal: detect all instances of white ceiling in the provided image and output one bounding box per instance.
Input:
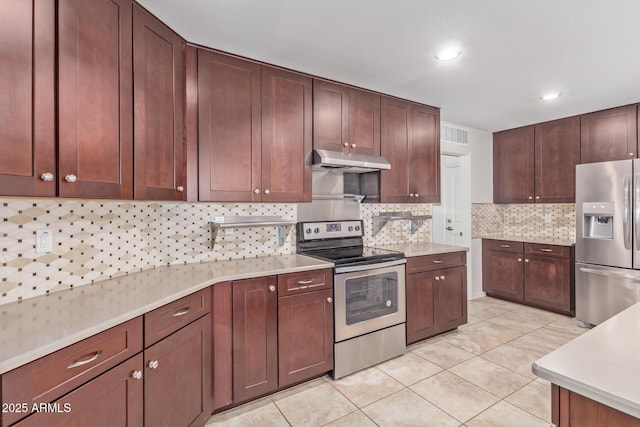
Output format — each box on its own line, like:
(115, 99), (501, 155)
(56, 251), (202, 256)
(137, 0), (640, 132)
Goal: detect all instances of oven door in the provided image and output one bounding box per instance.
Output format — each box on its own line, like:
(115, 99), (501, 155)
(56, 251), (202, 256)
(334, 259), (406, 342)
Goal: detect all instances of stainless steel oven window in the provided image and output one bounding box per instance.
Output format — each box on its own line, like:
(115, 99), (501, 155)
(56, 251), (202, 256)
(344, 271), (399, 325)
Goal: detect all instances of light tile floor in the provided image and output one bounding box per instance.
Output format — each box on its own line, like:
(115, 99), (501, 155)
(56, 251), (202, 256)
(206, 297), (587, 427)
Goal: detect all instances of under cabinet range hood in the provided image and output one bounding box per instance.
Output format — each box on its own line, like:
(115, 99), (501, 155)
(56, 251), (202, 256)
(312, 149), (391, 173)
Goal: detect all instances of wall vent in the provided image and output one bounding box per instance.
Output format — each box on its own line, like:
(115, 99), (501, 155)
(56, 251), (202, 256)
(442, 125), (469, 145)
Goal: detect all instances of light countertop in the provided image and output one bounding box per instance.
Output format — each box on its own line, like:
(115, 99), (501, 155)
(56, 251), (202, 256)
(533, 302), (640, 419)
(376, 242), (468, 257)
(481, 235), (575, 246)
(0, 254), (332, 375)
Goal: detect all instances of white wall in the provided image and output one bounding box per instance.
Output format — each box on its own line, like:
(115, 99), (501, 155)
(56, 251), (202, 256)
(441, 121), (493, 300)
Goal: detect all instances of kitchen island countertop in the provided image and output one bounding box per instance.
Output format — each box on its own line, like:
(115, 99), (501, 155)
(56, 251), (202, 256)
(533, 302), (640, 419)
(0, 254), (332, 375)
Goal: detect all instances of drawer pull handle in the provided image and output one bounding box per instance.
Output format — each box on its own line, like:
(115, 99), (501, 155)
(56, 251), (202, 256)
(67, 350), (103, 369)
(297, 279), (314, 285)
(432, 260), (443, 264)
(499, 244), (511, 248)
(172, 307), (191, 317)
(540, 248), (553, 252)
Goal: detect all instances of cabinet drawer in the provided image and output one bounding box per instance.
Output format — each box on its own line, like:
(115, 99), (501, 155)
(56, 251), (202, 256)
(1, 317), (142, 426)
(278, 269), (333, 296)
(525, 243), (571, 258)
(144, 287), (211, 347)
(482, 239), (523, 254)
(407, 252), (466, 274)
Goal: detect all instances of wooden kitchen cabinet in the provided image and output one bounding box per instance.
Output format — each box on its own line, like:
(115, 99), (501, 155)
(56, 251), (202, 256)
(581, 104), (638, 163)
(482, 239), (574, 315)
(278, 270), (333, 387)
(406, 252), (467, 344)
(493, 126), (535, 204)
(212, 282), (233, 412)
(0, 0), (56, 197)
(57, 0), (133, 198)
(198, 50), (312, 202)
(379, 96), (440, 203)
(232, 276), (278, 403)
(552, 385), (640, 427)
(313, 80), (381, 155)
(133, 4), (186, 200)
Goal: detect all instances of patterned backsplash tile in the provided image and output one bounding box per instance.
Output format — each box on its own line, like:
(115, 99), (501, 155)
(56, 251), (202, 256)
(472, 203), (575, 241)
(0, 197), (431, 305)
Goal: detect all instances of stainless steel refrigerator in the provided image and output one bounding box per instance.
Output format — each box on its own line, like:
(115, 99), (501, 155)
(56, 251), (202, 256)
(576, 159), (640, 326)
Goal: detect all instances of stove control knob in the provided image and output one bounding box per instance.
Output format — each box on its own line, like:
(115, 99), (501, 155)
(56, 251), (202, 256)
(314, 228), (320, 234)
(355, 225), (360, 231)
(305, 228), (312, 235)
(348, 226), (354, 232)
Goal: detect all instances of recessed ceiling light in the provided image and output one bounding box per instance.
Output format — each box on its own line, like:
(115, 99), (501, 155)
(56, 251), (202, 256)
(540, 92), (562, 101)
(435, 48), (462, 61)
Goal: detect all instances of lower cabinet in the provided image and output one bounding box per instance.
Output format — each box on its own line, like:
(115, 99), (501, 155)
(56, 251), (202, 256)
(482, 239), (574, 315)
(406, 252), (467, 344)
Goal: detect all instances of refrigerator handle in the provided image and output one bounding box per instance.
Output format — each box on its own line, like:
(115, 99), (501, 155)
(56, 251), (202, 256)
(624, 175), (632, 250)
(636, 174), (640, 250)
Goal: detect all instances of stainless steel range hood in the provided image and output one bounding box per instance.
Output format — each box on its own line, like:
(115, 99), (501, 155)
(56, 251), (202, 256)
(312, 149), (391, 173)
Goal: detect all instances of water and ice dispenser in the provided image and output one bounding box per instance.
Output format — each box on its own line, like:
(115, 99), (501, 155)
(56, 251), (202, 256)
(582, 202), (614, 239)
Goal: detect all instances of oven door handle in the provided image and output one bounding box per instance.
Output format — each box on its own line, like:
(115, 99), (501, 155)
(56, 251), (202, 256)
(334, 258), (406, 274)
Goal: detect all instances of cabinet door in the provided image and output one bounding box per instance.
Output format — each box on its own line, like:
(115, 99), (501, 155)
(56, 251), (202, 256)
(482, 247), (524, 302)
(0, 0), (55, 197)
(493, 126), (534, 203)
(278, 289), (333, 387)
(14, 354), (143, 427)
(261, 66), (312, 202)
(232, 276), (278, 403)
(58, 0), (133, 198)
(406, 271), (438, 344)
(144, 314), (211, 427)
(524, 255), (572, 314)
(410, 104), (440, 203)
(380, 96), (411, 203)
(436, 266), (467, 332)
(581, 104), (638, 163)
(313, 80), (349, 152)
(133, 4), (185, 200)
(198, 50), (261, 201)
(534, 116), (580, 203)
(349, 88), (380, 155)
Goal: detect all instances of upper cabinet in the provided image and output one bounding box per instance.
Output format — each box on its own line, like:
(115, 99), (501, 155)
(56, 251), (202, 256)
(380, 97), (440, 203)
(133, 4), (186, 200)
(580, 104), (638, 163)
(494, 116), (580, 203)
(198, 50), (311, 202)
(313, 80), (380, 155)
(57, 0), (133, 198)
(0, 0), (55, 196)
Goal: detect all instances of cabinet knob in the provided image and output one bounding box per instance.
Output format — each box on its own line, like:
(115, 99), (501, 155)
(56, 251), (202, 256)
(327, 297), (333, 303)
(176, 185), (184, 192)
(535, 196), (540, 199)
(40, 172), (54, 182)
(409, 193), (415, 197)
(269, 285), (276, 292)
(414, 193), (419, 198)
(525, 259), (530, 263)
(528, 196), (533, 200)
(518, 258), (522, 262)
(147, 360), (159, 369)
(264, 189), (270, 194)
(351, 143), (356, 148)
(254, 188), (260, 194)
(64, 174), (77, 183)
(131, 370), (143, 380)
(440, 275), (445, 280)
(343, 142), (349, 147)
(435, 276), (440, 281)
(630, 152), (635, 157)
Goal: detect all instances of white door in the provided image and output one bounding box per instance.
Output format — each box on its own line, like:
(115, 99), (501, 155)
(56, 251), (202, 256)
(432, 154), (469, 247)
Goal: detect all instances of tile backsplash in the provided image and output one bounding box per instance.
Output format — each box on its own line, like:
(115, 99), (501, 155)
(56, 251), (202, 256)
(0, 198), (431, 305)
(472, 203), (575, 241)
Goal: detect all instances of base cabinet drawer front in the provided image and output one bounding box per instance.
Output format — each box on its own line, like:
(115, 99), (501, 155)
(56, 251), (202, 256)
(1, 317), (142, 426)
(482, 239), (524, 254)
(277, 269), (333, 296)
(144, 287), (211, 347)
(278, 289), (333, 387)
(406, 251), (466, 274)
(12, 353), (144, 427)
(144, 314), (211, 427)
(524, 255), (572, 313)
(525, 242), (571, 258)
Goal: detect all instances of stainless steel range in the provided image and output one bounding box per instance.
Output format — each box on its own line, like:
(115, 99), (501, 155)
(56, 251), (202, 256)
(297, 220), (406, 379)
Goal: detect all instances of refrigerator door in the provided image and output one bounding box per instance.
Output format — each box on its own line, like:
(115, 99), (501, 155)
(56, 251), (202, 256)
(576, 262), (640, 326)
(576, 159), (632, 268)
(634, 159), (640, 269)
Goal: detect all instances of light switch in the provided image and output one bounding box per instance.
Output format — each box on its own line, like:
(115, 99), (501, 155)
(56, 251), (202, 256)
(36, 229), (53, 253)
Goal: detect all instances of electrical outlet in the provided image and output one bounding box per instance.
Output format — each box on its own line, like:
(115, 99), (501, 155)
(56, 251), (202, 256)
(225, 228), (234, 235)
(36, 229), (53, 253)
(544, 213), (552, 224)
